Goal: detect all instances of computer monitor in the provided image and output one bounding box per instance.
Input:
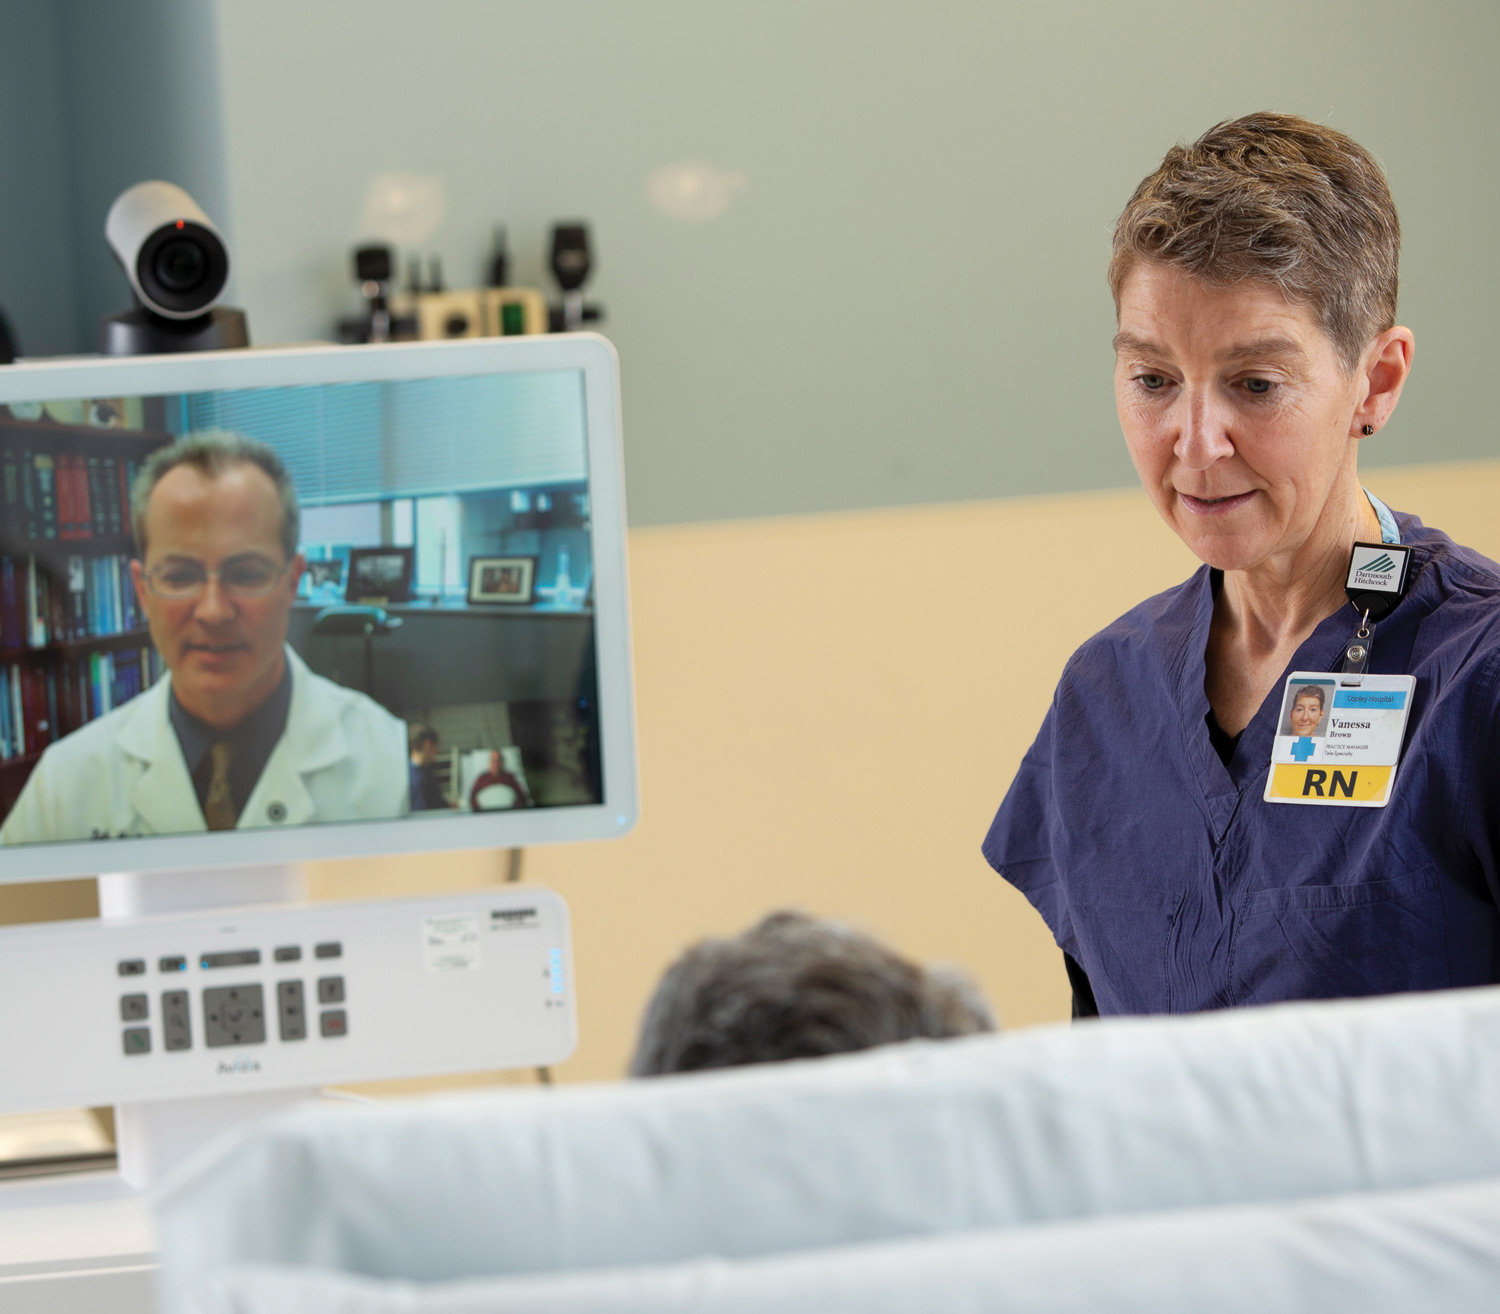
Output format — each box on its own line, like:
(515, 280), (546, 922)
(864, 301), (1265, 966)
(0, 335), (637, 884)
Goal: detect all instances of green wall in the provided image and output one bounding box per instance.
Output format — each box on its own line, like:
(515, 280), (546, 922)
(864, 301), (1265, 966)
(0, 0), (230, 356)
(0, 0), (82, 356)
(6, 1), (1499, 524)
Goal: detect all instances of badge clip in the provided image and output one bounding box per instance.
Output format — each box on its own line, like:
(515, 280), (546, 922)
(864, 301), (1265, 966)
(1340, 609), (1373, 686)
(1339, 542), (1413, 687)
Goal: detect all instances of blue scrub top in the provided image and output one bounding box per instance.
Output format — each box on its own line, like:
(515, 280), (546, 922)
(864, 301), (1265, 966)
(983, 509), (1500, 1014)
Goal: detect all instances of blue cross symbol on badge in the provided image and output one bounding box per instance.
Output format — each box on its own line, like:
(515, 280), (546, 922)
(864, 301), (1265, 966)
(1290, 736), (1316, 762)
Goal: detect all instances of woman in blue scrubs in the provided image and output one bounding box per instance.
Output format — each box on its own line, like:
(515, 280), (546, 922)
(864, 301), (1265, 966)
(984, 112), (1500, 1017)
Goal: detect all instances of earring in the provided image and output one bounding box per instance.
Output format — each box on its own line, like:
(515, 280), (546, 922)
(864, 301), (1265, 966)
(1361, 424), (1375, 435)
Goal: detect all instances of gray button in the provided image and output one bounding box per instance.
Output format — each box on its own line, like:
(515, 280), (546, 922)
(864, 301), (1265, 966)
(118, 959), (146, 977)
(122, 1027), (150, 1055)
(317, 975), (345, 1004)
(202, 984), (267, 1048)
(162, 990), (192, 1051)
(274, 945), (301, 963)
(277, 980), (307, 1041)
(320, 1009), (348, 1038)
(314, 941), (342, 960)
(200, 949), (261, 970)
(120, 993), (148, 1022)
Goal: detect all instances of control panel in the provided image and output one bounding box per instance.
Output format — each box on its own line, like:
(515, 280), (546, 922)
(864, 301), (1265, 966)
(0, 887), (575, 1113)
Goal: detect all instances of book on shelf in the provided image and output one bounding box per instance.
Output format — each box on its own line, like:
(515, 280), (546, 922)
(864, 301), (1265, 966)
(3, 442), (147, 549)
(0, 449), (18, 544)
(87, 458), (107, 538)
(19, 449), (36, 541)
(0, 552), (144, 648)
(103, 456), (124, 536)
(58, 453), (86, 540)
(32, 454), (57, 540)
(25, 556), (45, 648)
(0, 645), (160, 762)
(0, 557), (17, 648)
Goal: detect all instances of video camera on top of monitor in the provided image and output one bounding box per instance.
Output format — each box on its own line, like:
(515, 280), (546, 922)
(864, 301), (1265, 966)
(101, 181), (250, 356)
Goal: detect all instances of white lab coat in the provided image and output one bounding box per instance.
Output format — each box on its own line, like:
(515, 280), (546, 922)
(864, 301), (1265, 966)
(0, 647), (409, 843)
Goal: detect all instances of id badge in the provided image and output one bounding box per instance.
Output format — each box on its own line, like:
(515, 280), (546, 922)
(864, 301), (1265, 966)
(1263, 671), (1415, 808)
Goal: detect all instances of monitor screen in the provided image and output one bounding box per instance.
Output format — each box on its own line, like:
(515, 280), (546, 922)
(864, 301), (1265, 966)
(0, 337), (636, 883)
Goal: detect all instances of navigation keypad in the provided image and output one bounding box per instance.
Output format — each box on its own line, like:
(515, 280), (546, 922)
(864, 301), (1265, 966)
(107, 939), (358, 1058)
(202, 984), (267, 1048)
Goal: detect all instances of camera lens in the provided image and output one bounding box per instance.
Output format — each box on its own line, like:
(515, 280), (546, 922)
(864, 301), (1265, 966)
(153, 237), (208, 293)
(136, 219), (229, 316)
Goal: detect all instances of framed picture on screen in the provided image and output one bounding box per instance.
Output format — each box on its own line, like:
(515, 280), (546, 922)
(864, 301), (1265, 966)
(348, 547), (414, 603)
(467, 555), (536, 605)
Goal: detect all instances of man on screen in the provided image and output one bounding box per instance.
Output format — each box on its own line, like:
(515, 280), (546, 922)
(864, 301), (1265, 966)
(469, 749), (532, 811)
(0, 433), (409, 844)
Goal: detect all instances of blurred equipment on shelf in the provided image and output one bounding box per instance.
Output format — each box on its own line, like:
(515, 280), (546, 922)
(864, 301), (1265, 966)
(416, 289), (484, 340)
(487, 225), (510, 288)
(99, 181), (249, 355)
(481, 287), (547, 337)
(355, 245), (392, 343)
(337, 244), (417, 344)
(0, 303), (15, 364)
(548, 222), (604, 332)
(332, 223), (594, 343)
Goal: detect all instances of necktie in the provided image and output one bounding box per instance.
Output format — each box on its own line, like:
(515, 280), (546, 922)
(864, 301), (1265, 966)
(204, 741), (238, 831)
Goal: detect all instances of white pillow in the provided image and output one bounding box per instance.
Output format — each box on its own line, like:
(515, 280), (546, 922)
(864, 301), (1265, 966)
(184, 1175), (1500, 1314)
(156, 985), (1500, 1312)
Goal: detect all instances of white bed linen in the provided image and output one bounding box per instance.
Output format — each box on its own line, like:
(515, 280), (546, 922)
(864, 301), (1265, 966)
(156, 986), (1500, 1312)
(183, 1175), (1500, 1314)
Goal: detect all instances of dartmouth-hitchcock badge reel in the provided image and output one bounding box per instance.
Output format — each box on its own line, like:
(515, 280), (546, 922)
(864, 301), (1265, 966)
(1264, 541), (1416, 808)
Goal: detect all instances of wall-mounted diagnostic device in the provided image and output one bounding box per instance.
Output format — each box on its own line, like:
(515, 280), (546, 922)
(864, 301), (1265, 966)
(0, 334), (635, 1190)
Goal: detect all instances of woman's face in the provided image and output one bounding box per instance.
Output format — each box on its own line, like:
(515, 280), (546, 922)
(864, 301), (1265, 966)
(1290, 694), (1324, 735)
(1114, 262), (1367, 575)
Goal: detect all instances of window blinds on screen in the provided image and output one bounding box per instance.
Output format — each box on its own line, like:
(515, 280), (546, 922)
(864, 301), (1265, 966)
(184, 370), (589, 504)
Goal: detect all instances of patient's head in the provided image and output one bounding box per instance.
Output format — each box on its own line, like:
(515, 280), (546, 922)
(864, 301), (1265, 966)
(629, 910), (995, 1076)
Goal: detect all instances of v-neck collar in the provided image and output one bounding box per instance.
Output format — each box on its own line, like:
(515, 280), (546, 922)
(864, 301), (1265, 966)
(1169, 492), (1417, 840)
(1171, 568), (1358, 841)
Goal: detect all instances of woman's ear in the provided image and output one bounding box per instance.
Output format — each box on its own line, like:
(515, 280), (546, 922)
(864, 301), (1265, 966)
(1353, 327), (1415, 438)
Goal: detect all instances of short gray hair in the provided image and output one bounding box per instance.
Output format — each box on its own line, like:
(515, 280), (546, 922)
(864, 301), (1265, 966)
(131, 431), (300, 562)
(629, 910), (996, 1077)
(1110, 112), (1401, 373)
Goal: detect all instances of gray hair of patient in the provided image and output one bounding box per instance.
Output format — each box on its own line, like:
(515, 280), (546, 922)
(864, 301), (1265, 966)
(629, 910), (996, 1077)
(131, 430), (300, 563)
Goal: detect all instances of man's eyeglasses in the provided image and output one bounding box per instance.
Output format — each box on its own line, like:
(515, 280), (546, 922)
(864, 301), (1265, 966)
(141, 556), (290, 601)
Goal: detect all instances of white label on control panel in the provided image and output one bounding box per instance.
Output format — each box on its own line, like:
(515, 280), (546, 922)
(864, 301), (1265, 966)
(423, 913), (482, 972)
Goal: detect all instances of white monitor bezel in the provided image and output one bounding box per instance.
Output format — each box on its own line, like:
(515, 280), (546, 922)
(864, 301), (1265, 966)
(0, 334), (637, 883)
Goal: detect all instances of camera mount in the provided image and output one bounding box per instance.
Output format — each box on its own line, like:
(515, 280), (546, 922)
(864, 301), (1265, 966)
(100, 181), (250, 355)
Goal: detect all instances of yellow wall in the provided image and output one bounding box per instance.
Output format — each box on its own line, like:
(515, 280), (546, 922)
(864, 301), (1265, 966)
(6, 459), (1499, 1093)
(308, 458), (1500, 1084)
